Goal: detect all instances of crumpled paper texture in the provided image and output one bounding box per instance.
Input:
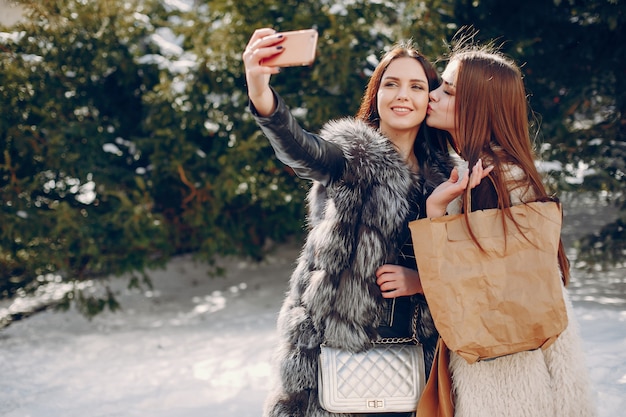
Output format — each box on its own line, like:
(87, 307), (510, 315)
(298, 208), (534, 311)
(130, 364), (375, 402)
(409, 202), (568, 364)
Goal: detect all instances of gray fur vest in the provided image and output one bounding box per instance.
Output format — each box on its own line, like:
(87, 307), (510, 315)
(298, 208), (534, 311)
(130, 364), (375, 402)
(264, 118), (451, 417)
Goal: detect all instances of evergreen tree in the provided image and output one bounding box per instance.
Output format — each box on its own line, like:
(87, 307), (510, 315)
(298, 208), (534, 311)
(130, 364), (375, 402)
(0, 0), (452, 320)
(452, 0), (626, 268)
(2, 0), (621, 321)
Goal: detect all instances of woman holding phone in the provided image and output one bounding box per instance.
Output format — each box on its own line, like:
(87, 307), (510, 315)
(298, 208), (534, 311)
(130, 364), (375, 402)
(243, 28), (454, 417)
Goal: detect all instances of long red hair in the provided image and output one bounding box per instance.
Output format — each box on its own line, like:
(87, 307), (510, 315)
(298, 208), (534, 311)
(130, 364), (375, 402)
(451, 46), (570, 285)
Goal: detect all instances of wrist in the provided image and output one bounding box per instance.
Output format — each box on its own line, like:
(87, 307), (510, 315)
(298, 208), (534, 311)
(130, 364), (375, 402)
(249, 89), (276, 117)
(426, 201), (447, 218)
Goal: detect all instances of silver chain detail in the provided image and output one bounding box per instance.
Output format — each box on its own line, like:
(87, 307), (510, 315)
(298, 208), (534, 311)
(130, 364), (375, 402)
(374, 304), (419, 345)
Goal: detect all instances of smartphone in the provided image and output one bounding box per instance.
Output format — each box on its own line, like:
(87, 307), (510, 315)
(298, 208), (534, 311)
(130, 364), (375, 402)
(262, 29), (318, 67)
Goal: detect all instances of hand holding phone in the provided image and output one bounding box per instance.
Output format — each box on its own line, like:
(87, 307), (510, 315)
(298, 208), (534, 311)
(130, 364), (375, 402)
(261, 29), (318, 67)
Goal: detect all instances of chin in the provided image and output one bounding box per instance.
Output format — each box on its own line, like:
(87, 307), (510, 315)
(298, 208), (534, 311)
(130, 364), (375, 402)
(425, 119), (439, 128)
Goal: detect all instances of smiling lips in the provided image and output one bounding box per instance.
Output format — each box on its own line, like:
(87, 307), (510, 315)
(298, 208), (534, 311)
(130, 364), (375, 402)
(391, 106), (413, 114)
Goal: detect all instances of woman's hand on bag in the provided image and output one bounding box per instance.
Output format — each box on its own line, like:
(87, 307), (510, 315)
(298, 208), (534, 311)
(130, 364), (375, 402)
(242, 28), (285, 116)
(426, 159), (493, 218)
(376, 264), (423, 298)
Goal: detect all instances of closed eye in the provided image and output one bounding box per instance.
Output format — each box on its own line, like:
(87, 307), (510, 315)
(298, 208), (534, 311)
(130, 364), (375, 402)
(442, 80), (456, 95)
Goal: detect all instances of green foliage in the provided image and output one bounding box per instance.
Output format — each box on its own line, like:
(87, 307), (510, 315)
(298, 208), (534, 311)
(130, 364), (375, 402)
(577, 215), (626, 269)
(1, 0), (622, 319)
(0, 0), (453, 317)
(451, 0), (626, 267)
(0, 0), (172, 304)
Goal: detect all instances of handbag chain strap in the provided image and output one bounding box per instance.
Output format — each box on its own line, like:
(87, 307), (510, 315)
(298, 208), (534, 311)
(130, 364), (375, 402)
(374, 303), (419, 345)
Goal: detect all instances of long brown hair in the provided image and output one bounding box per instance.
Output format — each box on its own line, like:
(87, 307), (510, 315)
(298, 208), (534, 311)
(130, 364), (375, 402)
(355, 41), (451, 164)
(452, 45), (570, 285)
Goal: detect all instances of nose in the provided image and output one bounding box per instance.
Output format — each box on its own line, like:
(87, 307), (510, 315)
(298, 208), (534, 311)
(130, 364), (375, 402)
(396, 85), (409, 100)
(429, 88), (439, 102)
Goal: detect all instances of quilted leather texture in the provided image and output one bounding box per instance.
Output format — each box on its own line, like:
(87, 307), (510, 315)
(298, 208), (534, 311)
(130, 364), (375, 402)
(318, 344), (425, 413)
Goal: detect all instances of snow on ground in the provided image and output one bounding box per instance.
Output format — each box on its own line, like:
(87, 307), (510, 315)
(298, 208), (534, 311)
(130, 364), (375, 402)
(0, 248), (294, 417)
(0, 240), (624, 417)
(578, 306), (626, 415)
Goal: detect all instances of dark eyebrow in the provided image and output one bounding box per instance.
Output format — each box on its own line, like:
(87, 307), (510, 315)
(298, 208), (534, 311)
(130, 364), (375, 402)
(382, 75), (428, 85)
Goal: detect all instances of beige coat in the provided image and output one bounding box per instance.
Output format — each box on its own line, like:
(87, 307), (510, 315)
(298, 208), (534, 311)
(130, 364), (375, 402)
(445, 163), (596, 417)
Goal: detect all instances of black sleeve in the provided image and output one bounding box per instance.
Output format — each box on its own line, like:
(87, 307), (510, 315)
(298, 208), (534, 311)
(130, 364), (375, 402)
(249, 88), (345, 186)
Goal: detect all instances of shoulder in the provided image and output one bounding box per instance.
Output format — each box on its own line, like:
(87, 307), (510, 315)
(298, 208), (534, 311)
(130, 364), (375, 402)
(319, 118), (389, 152)
(500, 163), (535, 204)
(501, 163), (526, 182)
(319, 118), (406, 183)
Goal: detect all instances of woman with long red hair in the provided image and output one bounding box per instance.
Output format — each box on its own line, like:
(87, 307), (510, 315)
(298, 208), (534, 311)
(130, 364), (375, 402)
(424, 38), (596, 417)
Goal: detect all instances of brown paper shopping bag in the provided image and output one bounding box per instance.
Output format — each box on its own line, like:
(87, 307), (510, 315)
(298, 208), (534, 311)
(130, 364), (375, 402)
(409, 201), (568, 364)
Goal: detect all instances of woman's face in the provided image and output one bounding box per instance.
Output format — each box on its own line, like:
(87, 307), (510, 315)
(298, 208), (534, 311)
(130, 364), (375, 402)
(427, 59), (458, 139)
(376, 57), (429, 138)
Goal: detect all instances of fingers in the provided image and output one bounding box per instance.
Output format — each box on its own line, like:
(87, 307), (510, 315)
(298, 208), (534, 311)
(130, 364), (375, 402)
(378, 277), (403, 298)
(375, 264), (396, 279)
(457, 168), (470, 188)
(381, 289), (398, 299)
(448, 166), (469, 192)
(448, 166), (460, 184)
(251, 28), (277, 42)
(243, 28), (278, 56)
(427, 159), (493, 218)
(379, 278), (417, 298)
(243, 28), (286, 71)
(468, 159), (494, 189)
(243, 28), (285, 109)
(377, 265), (423, 297)
(376, 265), (398, 295)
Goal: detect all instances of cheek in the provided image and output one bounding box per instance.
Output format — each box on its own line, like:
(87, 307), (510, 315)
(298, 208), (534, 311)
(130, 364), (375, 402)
(417, 93), (429, 108)
(444, 99), (456, 120)
(415, 95), (429, 118)
(377, 90), (387, 108)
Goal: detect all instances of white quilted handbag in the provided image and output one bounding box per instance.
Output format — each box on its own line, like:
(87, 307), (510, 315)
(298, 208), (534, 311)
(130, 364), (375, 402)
(318, 309), (425, 413)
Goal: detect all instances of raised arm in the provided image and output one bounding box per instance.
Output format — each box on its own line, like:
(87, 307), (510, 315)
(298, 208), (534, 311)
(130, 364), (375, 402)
(243, 28), (345, 186)
(242, 28), (283, 116)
